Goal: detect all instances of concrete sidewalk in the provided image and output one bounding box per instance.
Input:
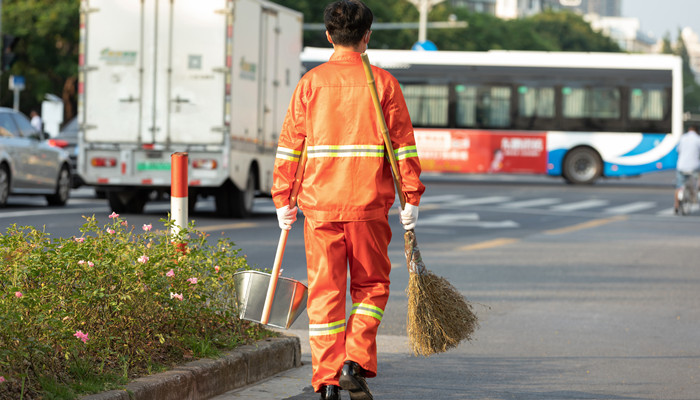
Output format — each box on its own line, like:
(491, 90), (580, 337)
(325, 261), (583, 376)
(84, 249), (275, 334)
(81, 335), (302, 400)
(211, 329), (413, 400)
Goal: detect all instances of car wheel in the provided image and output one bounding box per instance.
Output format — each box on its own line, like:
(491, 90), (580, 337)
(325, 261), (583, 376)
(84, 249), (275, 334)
(46, 166), (71, 206)
(0, 164), (9, 207)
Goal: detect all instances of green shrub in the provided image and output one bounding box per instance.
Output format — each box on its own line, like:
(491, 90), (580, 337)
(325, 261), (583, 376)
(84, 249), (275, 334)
(0, 214), (268, 399)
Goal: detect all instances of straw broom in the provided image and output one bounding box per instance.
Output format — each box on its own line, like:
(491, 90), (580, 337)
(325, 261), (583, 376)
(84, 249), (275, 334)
(361, 53), (479, 356)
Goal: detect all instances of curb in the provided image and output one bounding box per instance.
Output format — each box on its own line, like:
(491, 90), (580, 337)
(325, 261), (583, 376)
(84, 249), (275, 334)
(80, 335), (302, 400)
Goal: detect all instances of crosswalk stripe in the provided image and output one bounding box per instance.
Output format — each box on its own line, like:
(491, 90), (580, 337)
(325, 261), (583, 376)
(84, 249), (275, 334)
(656, 208), (676, 217)
(419, 194), (464, 204)
(550, 199), (610, 212)
(605, 201), (656, 214)
(451, 196), (512, 206)
(500, 198), (561, 209)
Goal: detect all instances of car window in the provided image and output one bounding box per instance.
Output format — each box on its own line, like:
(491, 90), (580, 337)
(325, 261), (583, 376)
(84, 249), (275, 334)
(12, 113), (37, 137)
(0, 113), (19, 138)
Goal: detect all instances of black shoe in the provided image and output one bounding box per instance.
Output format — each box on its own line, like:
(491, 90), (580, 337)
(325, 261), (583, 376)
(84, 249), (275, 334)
(339, 361), (373, 400)
(320, 384), (341, 400)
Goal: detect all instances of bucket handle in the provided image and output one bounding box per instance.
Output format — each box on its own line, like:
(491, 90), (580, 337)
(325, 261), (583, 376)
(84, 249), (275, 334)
(261, 142), (307, 325)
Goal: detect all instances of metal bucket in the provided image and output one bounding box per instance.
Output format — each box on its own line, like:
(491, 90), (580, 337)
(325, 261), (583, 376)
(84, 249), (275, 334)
(233, 270), (308, 330)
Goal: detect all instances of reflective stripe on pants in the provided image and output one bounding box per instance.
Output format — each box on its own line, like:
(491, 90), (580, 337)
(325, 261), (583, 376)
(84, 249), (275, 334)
(304, 217), (392, 392)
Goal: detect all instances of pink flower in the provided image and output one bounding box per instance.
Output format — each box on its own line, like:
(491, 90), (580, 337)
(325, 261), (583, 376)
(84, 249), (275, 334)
(74, 330), (89, 343)
(187, 277), (198, 285)
(74, 237), (85, 243)
(166, 269), (175, 277)
(0, 376), (4, 383)
(106, 228), (115, 234)
(121, 221), (128, 226)
(138, 255), (149, 264)
(214, 265), (220, 273)
(109, 212), (119, 219)
(14, 291), (22, 298)
(170, 292), (183, 301)
(142, 224), (152, 231)
(88, 261), (94, 268)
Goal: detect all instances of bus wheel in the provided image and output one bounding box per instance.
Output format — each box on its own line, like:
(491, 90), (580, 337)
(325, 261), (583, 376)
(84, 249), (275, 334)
(562, 147), (602, 185)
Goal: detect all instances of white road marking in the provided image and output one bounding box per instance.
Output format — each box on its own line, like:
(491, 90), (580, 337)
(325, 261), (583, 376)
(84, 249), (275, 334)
(656, 208), (677, 217)
(550, 199), (609, 212)
(451, 196), (512, 206)
(0, 207), (110, 219)
(605, 201), (656, 214)
(419, 213), (519, 229)
(500, 198), (561, 209)
(418, 194), (464, 204)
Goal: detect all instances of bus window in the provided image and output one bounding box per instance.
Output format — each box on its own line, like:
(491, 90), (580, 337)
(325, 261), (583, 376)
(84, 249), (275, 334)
(456, 85), (511, 128)
(630, 88), (665, 120)
(518, 86), (555, 118)
(402, 84), (449, 127)
(563, 87), (620, 119)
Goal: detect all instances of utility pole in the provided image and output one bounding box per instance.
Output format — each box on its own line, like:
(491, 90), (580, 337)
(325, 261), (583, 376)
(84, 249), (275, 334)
(406, 0), (446, 43)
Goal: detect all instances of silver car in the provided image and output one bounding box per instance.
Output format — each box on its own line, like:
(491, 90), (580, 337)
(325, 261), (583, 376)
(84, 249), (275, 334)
(0, 107), (72, 207)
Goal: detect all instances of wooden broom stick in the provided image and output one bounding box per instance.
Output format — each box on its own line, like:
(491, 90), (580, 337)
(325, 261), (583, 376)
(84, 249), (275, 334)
(261, 142), (307, 325)
(361, 53), (479, 356)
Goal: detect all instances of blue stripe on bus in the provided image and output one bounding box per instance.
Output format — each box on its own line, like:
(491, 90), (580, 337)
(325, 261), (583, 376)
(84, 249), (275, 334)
(619, 134), (665, 157)
(547, 149), (566, 176)
(547, 138), (678, 178)
(604, 147), (678, 177)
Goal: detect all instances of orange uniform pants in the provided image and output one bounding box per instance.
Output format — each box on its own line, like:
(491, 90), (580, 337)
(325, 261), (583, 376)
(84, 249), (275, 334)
(304, 217), (392, 392)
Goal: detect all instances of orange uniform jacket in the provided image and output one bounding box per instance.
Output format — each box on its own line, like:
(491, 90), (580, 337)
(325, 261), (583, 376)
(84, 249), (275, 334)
(272, 51), (424, 217)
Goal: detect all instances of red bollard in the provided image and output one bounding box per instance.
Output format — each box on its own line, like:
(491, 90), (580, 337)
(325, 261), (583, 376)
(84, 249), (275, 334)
(171, 152), (188, 236)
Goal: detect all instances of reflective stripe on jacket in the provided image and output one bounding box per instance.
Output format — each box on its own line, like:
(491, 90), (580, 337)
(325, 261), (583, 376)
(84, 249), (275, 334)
(272, 50), (425, 221)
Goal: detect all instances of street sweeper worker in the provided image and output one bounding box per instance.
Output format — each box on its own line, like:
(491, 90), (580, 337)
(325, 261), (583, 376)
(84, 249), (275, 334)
(271, 1), (424, 399)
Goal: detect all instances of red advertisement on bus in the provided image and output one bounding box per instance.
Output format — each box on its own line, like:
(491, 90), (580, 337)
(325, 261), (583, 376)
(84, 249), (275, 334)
(414, 130), (548, 174)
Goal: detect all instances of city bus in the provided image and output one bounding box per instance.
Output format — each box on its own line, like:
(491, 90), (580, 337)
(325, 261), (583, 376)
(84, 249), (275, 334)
(301, 47), (683, 184)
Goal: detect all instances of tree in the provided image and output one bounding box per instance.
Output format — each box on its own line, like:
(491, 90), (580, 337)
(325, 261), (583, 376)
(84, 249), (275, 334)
(1, 0), (79, 122)
(271, 1), (620, 52)
(675, 31), (700, 113)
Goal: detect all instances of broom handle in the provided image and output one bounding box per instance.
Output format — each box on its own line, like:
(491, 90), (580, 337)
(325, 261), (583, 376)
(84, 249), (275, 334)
(261, 142), (307, 325)
(361, 53), (406, 210)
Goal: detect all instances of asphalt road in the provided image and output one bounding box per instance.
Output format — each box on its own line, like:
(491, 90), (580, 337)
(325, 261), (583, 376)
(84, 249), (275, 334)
(2, 171), (699, 399)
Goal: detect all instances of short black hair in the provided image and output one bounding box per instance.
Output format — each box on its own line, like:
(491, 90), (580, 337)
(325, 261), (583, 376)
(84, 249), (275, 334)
(324, 0), (373, 46)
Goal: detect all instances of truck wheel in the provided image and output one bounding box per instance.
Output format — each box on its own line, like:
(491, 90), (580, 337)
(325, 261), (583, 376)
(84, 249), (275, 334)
(107, 190), (149, 214)
(232, 170), (256, 218)
(562, 147), (603, 185)
(215, 181), (235, 218)
(0, 164), (9, 207)
(46, 166), (71, 206)
(188, 190), (198, 213)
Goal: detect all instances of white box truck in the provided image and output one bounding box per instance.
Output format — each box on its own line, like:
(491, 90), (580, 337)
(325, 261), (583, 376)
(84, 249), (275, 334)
(78, 0), (302, 217)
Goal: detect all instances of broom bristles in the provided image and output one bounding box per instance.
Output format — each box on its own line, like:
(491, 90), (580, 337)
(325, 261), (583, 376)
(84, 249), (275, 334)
(405, 231), (479, 357)
(407, 271), (479, 356)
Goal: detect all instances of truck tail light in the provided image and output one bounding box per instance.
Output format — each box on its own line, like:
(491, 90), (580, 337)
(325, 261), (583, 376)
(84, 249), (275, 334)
(91, 157), (117, 167)
(47, 139), (70, 148)
(192, 159), (217, 170)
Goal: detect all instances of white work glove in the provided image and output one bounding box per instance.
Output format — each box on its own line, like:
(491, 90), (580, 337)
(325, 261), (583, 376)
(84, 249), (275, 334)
(276, 205), (298, 230)
(399, 203), (419, 230)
